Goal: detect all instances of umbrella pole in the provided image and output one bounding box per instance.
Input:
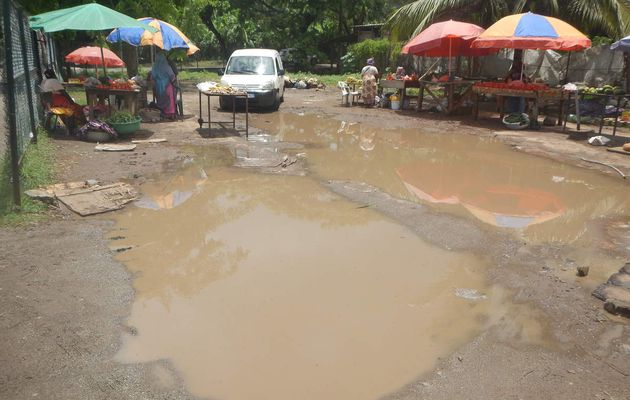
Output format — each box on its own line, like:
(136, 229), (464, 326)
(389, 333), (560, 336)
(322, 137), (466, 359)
(448, 38), (452, 78)
(563, 51), (572, 84)
(520, 49), (525, 81)
(100, 44), (108, 77)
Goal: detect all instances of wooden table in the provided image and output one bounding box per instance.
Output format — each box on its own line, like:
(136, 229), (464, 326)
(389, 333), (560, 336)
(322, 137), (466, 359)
(378, 79), (420, 107)
(85, 87), (141, 120)
(472, 85), (565, 127)
(197, 90), (249, 139)
(417, 80), (478, 114)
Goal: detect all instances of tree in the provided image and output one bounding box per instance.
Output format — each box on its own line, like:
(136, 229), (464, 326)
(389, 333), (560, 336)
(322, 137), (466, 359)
(385, 0), (630, 41)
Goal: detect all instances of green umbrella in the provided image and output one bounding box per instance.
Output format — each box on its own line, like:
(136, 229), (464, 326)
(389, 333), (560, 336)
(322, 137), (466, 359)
(30, 3), (157, 76)
(29, 3), (156, 32)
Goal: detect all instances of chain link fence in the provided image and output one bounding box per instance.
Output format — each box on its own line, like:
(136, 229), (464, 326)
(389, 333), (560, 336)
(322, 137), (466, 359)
(0, 0), (41, 209)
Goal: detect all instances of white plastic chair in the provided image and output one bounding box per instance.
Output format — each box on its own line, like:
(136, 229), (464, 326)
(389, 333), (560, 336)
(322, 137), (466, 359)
(337, 81), (360, 106)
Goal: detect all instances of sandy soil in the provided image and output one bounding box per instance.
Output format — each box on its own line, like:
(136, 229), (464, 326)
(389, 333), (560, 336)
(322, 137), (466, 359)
(1, 86), (628, 400)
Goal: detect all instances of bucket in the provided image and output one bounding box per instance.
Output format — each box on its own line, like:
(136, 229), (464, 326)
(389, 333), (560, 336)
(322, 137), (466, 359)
(391, 100), (401, 110)
(622, 111), (630, 122)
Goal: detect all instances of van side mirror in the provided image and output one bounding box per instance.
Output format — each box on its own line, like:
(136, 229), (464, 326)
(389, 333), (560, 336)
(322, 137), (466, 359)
(278, 69), (285, 76)
(218, 68), (224, 76)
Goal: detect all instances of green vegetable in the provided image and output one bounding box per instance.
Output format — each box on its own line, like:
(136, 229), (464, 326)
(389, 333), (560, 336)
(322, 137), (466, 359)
(504, 113), (528, 124)
(107, 111), (138, 124)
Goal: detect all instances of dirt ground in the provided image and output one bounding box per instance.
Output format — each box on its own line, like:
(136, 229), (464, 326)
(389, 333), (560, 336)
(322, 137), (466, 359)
(1, 86), (629, 400)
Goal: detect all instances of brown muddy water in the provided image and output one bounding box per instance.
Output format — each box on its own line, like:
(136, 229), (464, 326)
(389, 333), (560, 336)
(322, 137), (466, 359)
(109, 113), (627, 399)
(252, 113), (630, 283)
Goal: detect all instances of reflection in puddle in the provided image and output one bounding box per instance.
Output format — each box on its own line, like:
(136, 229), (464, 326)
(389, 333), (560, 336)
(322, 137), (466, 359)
(111, 167), (543, 400)
(397, 160), (565, 229)
(252, 113), (629, 243)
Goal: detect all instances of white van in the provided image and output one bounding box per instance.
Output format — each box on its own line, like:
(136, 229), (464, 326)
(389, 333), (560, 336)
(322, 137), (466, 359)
(219, 49), (285, 111)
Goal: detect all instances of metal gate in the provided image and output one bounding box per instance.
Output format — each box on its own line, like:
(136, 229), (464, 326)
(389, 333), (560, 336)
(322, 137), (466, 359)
(0, 0), (41, 208)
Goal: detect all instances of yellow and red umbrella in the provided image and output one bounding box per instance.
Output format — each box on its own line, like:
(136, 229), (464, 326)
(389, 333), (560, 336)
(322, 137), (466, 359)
(107, 17), (199, 55)
(471, 12), (590, 50)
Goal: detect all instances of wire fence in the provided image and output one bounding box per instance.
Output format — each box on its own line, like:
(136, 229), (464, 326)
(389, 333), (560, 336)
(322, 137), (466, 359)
(0, 0), (41, 209)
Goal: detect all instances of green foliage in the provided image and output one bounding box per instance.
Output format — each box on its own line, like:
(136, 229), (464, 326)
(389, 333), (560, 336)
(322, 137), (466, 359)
(385, 0), (630, 41)
(591, 36), (614, 46)
(343, 39), (402, 72)
(0, 129), (56, 225)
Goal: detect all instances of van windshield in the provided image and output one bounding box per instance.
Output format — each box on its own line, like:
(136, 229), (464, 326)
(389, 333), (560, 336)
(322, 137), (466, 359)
(226, 56), (275, 75)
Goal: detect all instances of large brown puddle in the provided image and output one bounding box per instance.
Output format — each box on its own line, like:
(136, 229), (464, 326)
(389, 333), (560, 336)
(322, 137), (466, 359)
(111, 164), (542, 400)
(109, 112), (628, 399)
(252, 113), (630, 282)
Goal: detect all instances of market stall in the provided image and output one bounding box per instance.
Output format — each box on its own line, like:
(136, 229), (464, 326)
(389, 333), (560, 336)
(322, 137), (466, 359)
(470, 12), (590, 127)
(197, 84), (249, 138)
(85, 83), (143, 120)
(400, 20), (494, 114)
(472, 82), (565, 124)
(418, 79), (479, 114)
(378, 78), (420, 108)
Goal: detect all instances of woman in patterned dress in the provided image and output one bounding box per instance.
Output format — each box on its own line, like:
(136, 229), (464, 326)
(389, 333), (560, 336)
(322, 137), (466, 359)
(361, 58), (379, 106)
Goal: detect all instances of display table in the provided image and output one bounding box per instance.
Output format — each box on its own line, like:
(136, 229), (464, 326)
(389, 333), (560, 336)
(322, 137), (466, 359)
(85, 87), (142, 120)
(378, 79), (420, 107)
(472, 84), (565, 126)
(417, 80), (478, 114)
(197, 90), (249, 139)
(563, 92), (627, 136)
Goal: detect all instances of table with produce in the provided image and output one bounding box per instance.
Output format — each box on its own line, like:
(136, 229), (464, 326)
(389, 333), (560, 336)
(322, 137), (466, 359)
(196, 82), (249, 138)
(472, 81), (565, 125)
(565, 85), (628, 136)
(85, 79), (142, 120)
(378, 73), (420, 108)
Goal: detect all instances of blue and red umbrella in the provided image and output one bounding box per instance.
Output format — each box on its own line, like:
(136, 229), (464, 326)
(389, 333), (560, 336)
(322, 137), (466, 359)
(107, 17), (199, 55)
(472, 12), (591, 50)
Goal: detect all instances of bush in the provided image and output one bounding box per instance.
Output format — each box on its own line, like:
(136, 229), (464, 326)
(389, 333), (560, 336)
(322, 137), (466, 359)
(342, 39), (404, 73)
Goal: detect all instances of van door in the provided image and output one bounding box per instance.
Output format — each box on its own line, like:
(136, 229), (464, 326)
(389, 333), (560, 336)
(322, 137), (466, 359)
(275, 56), (285, 98)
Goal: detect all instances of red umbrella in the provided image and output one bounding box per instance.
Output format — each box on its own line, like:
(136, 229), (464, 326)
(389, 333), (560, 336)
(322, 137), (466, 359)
(402, 20), (496, 57)
(65, 46), (125, 67)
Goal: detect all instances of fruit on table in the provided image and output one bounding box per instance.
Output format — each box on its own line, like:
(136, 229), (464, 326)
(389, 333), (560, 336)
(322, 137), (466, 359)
(204, 85), (246, 95)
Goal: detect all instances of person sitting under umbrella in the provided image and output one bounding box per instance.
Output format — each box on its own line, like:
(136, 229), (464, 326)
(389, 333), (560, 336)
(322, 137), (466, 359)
(150, 51), (177, 119)
(504, 50), (528, 114)
(40, 69), (86, 133)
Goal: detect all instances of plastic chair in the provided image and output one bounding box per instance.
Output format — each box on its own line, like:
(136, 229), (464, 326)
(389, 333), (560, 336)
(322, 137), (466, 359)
(337, 81), (360, 106)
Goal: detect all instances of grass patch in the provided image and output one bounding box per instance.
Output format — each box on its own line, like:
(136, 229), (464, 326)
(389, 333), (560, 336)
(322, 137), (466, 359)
(66, 89), (87, 105)
(0, 128), (57, 225)
(178, 70), (221, 82)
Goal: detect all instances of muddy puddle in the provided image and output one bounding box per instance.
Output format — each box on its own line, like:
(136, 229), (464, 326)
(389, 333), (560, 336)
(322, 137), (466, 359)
(252, 112), (630, 282)
(110, 162), (545, 400)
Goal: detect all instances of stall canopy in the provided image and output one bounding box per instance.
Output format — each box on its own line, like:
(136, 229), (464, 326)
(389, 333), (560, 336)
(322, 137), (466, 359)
(471, 12), (590, 51)
(30, 3), (156, 75)
(107, 17), (199, 55)
(65, 46), (125, 67)
(402, 20), (495, 57)
(29, 3), (156, 33)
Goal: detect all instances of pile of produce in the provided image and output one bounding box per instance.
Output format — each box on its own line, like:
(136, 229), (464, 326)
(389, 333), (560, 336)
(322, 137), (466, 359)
(345, 76), (360, 86)
(205, 85), (246, 95)
(107, 111), (139, 124)
(95, 78), (139, 90)
(284, 76), (325, 89)
(580, 85), (625, 97)
(502, 113), (530, 129)
(385, 73), (417, 81)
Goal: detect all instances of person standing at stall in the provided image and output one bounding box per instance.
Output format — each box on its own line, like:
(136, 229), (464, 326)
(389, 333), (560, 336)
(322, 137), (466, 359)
(151, 51), (177, 119)
(361, 58), (379, 107)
